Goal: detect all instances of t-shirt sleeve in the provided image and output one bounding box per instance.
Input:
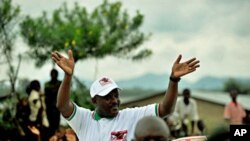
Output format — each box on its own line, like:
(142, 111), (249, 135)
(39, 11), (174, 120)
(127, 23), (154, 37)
(64, 103), (92, 135)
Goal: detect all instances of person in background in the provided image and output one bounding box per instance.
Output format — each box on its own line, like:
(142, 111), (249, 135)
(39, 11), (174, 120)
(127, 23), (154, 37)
(133, 116), (170, 141)
(15, 97), (31, 140)
(49, 127), (78, 141)
(224, 89), (246, 125)
(44, 69), (62, 138)
(164, 113), (182, 139)
(65, 128), (78, 141)
(28, 126), (41, 141)
(26, 80), (49, 141)
(174, 88), (200, 136)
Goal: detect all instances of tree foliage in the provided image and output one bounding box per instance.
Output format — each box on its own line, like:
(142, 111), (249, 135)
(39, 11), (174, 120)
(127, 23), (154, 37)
(0, 0), (21, 96)
(20, 0), (152, 67)
(223, 78), (250, 94)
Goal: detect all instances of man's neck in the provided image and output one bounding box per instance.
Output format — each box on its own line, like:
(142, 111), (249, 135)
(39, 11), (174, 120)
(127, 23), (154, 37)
(93, 111), (115, 121)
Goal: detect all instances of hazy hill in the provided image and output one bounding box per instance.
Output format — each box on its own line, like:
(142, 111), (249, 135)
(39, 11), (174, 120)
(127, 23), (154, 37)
(118, 73), (204, 90)
(81, 73), (250, 91)
(190, 76), (227, 91)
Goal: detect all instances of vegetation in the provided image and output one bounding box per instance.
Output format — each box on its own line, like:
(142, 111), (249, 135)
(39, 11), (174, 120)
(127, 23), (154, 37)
(19, 0), (151, 111)
(223, 78), (250, 94)
(19, 0), (151, 67)
(0, 0), (21, 97)
(0, 0), (23, 138)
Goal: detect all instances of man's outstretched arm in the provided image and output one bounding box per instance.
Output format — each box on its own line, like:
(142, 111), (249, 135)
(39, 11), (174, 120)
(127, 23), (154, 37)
(159, 55), (200, 117)
(51, 49), (75, 118)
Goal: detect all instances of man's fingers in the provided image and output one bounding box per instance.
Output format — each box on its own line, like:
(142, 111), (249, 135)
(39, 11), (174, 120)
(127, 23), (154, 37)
(189, 60), (200, 67)
(188, 64), (200, 72)
(175, 54), (182, 64)
(68, 49), (74, 61)
(55, 52), (62, 58)
(193, 64), (200, 69)
(51, 56), (59, 63)
(185, 58), (196, 64)
(51, 52), (61, 61)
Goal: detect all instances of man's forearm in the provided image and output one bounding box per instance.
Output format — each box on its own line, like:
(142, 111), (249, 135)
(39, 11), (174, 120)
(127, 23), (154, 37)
(159, 80), (178, 117)
(56, 74), (73, 115)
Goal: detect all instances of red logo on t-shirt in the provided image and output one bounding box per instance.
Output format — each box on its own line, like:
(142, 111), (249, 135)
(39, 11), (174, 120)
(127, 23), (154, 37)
(111, 130), (128, 141)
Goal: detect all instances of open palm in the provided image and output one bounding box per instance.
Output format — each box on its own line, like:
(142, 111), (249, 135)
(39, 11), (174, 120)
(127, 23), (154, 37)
(51, 50), (75, 76)
(172, 55), (200, 78)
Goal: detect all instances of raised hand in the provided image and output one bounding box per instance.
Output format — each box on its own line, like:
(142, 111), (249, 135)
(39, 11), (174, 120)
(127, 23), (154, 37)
(51, 50), (75, 76)
(171, 55), (200, 78)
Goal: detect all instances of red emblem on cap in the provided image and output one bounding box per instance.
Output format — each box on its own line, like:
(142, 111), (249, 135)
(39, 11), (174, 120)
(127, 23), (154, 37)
(99, 77), (112, 86)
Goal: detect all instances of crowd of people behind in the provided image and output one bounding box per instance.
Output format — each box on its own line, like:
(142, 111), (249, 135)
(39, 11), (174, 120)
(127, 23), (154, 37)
(15, 69), (78, 141)
(14, 75), (248, 141)
(11, 49), (248, 141)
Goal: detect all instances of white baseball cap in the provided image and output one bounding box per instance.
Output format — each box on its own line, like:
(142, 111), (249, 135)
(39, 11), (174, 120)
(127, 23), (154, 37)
(90, 76), (120, 98)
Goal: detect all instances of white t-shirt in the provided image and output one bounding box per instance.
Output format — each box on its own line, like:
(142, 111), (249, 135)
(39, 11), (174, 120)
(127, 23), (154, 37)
(174, 97), (199, 121)
(28, 90), (42, 121)
(65, 103), (159, 141)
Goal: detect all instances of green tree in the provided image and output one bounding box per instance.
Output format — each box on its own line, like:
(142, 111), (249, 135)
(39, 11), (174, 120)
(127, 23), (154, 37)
(19, 0), (151, 108)
(0, 0), (21, 97)
(224, 78), (250, 94)
(0, 0), (24, 136)
(20, 0), (151, 67)
(223, 78), (241, 93)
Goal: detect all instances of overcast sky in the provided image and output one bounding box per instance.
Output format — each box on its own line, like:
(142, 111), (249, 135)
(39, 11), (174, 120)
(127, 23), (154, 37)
(2, 0), (250, 84)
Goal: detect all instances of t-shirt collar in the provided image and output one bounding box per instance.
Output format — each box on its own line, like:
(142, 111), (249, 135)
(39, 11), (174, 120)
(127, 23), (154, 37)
(93, 111), (115, 121)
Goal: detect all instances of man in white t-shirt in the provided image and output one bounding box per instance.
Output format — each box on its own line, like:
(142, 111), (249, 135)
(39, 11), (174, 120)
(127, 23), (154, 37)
(174, 88), (199, 136)
(51, 49), (200, 141)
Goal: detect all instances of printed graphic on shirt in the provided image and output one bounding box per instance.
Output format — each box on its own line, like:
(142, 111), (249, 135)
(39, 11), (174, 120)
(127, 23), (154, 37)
(111, 130), (128, 141)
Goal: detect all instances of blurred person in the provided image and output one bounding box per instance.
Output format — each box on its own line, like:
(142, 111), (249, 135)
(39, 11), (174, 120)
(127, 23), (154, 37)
(28, 126), (41, 141)
(174, 88), (200, 136)
(224, 89), (246, 125)
(26, 80), (49, 141)
(65, 128), (78, 141)
(133, 116), (170, 141)
(15, 97), (31, 140)
(45, 69), (62, 138)
(164, 113), (182, 139)
(51, 49), (200, 141)
(49, 127), (78, 141)
(49, 129), (65, 141)
(197, 119), (206, 135)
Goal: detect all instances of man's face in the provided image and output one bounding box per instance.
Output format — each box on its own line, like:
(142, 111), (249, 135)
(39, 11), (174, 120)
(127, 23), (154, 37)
(183, 91), (190, 99)
(93, 89), (120, 117)
(183, 90), (190, 105)
(51, 71), (58, 80)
